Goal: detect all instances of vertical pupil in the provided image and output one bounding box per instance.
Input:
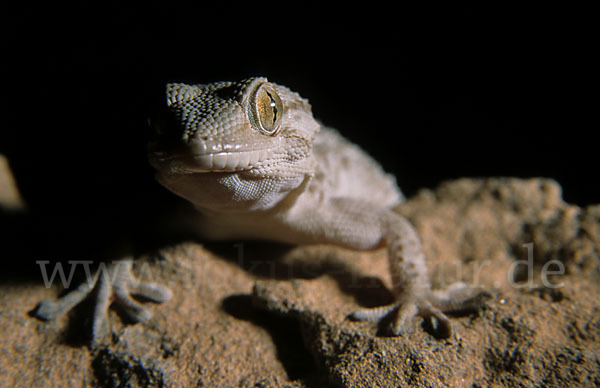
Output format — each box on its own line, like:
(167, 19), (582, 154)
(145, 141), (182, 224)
(265, 91), (278, 127)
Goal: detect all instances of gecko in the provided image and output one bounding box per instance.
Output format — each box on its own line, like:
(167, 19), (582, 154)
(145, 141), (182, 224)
(35, 77), (489, 340)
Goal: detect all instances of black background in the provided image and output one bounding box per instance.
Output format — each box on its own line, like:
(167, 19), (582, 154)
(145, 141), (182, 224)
(3, 2), (597, 215)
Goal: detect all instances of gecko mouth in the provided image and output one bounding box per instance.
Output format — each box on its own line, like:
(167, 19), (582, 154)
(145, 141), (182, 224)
(149, 148), (272, 173)
(186, 149), (271, 172)
(147, 114), (279, 173)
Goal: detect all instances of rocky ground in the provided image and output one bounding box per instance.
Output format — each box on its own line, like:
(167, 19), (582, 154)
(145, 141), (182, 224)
(1, 155), (598, 387)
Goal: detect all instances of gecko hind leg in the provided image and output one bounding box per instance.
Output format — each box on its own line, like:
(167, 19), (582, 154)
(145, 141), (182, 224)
(34, 259), (172, 341)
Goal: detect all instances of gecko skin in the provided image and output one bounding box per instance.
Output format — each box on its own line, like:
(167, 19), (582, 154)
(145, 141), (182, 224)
(35, 77), (489, 341)
(148, 77), (490, 337)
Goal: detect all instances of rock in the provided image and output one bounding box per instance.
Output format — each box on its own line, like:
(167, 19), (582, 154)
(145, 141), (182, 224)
(253, 179), (600, 387)
(0, 154), (25, 211)
(1, 161), (598, 386)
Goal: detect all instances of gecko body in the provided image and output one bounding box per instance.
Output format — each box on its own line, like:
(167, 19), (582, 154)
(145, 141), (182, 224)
(35, 77), (489, 340)
(148, 77), (489, 337)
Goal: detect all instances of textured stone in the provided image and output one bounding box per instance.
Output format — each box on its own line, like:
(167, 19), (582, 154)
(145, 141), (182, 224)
(1, 171), (598, 387)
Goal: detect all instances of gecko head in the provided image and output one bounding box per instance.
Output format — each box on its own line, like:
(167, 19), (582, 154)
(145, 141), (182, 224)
(148, 77), (320, 175)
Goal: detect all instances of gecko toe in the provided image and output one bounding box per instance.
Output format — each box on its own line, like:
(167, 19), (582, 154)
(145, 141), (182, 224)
(34, 299), (65, 321)
(116, 299), (153, 323)
(389, 302), (418, 336)
(349, 298), (458, 338)
(34, 277), (96, 321)
(348, 301), (421, 337)
(430, 283), (492, 314)
(129, 282), (173, 303)
(418, 301), (453, 338)
(33, 258), (171, 342)
(348, 304), (397, 322)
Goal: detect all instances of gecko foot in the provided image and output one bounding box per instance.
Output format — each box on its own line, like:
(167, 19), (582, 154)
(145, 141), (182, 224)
(349, 283), (491, 338)
(34, 259), (172, 342)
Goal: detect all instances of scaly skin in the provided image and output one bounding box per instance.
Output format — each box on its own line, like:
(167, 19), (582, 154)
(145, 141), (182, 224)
(148, 77), (491, 337)
(34, 77), (489, 341)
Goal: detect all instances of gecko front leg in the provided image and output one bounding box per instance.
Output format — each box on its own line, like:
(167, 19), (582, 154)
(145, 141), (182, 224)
(296, 198), (489, 338)
(34, 258), (172, 341)
(349, 211), (491, 337)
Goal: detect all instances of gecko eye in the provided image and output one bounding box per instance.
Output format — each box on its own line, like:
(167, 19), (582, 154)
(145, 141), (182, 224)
(248, 83), (283, 136)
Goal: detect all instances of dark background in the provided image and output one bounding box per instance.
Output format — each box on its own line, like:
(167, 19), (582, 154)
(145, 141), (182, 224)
(2, 2), (597, 217)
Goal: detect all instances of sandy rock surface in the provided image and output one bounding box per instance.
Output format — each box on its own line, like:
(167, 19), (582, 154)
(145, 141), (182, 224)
(1, 156), (598, 387)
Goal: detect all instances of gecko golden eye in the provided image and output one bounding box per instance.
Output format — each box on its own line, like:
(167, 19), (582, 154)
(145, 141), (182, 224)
(249, 83), (283, 136)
